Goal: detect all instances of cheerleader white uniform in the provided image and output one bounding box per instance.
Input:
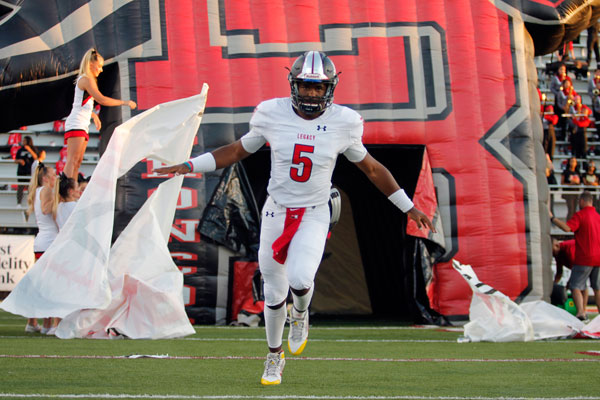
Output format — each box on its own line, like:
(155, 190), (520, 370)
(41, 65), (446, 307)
(56, 201), (77, 230)
(33, 187), (59, 257)
(64, 76), (94, 142)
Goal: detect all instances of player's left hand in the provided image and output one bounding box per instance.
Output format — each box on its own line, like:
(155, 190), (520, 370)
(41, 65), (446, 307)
(407, 207), (436, 232)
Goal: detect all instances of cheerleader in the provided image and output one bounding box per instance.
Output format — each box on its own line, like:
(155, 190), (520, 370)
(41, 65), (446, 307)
(64, 48), (136, 179)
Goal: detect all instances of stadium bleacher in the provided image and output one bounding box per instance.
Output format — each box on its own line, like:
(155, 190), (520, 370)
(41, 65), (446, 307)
(0, 122), (99, 230)
(535, 31), (600, 237)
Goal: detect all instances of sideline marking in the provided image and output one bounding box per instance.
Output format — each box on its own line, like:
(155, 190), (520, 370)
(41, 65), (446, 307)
(0, 354), (598, 362)
(0, 335), (590, 344)
(0, 394), (600, 399)
(577, 350), (600, 357)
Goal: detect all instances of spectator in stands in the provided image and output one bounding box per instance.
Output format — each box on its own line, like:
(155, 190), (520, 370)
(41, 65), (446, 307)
(546, 153), (557, 216)
(24, 163), (58, 334)
(588, 69), (600, 140)
(7, 131), (21, 160)
(556, 77), (577, 141)
(583, 160), (599, 185)
(568, 95), (591, 159)
(551, 191), (600, 321)
(14, 136), (45, 207)
(587, 20), (600, 69)
(562, 156), (582, 221)
(551, 63), (572, 98)
(544, 106), (557, 159)
(540, 88), (558, 159)
(583, 160), (600, 211)
(64, 48), (136, 180)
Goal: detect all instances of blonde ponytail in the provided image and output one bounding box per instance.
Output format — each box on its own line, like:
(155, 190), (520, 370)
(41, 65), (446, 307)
(26, 163), (45, 218)
(77, 48), (102, 80)
(52, 175), (62, 220)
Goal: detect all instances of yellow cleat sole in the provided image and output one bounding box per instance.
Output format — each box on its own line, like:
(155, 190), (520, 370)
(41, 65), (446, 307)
(288, 339), (307, 356)
(261, 378), (281, 385)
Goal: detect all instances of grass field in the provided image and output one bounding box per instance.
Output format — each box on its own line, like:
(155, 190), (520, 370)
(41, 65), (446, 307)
(0, 309), (599, 400)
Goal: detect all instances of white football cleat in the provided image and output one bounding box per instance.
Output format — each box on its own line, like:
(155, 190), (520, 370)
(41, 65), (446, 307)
(288, 308), (309, 355)
(261, 351), (285, 385)
(24, 324), (40, 333)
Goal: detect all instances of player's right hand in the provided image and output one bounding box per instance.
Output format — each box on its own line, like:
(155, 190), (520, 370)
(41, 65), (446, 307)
(153, 163), (190, 175)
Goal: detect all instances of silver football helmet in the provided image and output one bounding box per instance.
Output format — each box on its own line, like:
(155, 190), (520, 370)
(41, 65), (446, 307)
(288, 51), (339, 115)
(328, 187), (341, 231)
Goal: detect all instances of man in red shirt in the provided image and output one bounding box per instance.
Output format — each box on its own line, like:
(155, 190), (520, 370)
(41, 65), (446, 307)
(551, 239), (590, 309)
(552, 191), (600, 321)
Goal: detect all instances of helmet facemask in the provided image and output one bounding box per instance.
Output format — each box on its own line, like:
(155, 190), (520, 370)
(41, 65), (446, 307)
(288, 51), (339, 116)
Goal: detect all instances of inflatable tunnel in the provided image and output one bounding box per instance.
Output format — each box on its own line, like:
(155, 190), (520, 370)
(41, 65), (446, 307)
(2, 0), (600, 323)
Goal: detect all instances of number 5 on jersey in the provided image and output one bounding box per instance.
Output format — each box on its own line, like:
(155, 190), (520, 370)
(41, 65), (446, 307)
(290, 144), (314, 182)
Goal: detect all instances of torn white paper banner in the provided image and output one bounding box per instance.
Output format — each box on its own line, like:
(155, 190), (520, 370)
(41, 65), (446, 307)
(452, 260), (534, 342)
(1, 85), (209, 339)
(574, 314), (600, 339)
(520, 300), (584, 340)
(56, 177), (195, 339)
(452, 260), (592, 341)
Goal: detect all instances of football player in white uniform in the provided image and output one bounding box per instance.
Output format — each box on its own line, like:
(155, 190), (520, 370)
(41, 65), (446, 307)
(154, 51), (435, 385)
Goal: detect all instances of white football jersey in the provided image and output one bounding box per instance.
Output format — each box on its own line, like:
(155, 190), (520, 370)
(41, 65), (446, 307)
(241, 97), (367, 207)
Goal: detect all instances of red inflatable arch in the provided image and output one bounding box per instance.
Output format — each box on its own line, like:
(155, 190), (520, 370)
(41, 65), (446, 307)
(1, 0), (598, 323)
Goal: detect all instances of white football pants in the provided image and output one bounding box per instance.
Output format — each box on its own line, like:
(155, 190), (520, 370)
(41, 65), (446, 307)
(258, 196), (329, 306)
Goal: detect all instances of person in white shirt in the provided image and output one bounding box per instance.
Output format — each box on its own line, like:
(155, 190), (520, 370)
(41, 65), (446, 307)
(53, 173), (80, 230)
(24, 163), (58, 335)
(154, 51), (435, 386)
(64, 48), (137, 180)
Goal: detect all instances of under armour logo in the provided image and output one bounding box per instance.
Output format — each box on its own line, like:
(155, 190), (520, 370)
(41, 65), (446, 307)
(317, 125), (326, 131)
(265, 211), (275, 217)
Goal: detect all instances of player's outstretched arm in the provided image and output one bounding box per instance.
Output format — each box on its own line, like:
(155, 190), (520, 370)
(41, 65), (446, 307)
(354, 153), (435, 232)
(153, 140), (251, 175)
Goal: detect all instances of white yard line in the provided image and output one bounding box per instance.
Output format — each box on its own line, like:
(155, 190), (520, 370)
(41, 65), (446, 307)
(0, 393), (599, 399)
(0, 354), (598, 362)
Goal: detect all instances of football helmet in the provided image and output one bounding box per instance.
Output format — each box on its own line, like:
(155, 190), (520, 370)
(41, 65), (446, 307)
(328, 187), (341, 232)
(288, 51), (338, 115)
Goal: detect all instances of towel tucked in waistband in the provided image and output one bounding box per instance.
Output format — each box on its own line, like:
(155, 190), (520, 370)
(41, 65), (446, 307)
(271, 207), (306, 264)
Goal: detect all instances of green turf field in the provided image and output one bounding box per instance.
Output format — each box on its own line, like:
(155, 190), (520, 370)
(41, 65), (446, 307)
(0, 309), (599, 400)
